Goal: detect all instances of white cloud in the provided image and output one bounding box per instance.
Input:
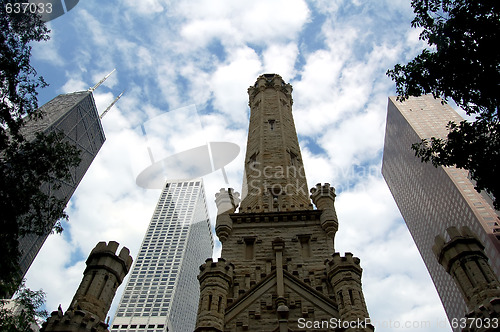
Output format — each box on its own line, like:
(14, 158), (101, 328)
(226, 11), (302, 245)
(75, 10), (109, 47)
(177, 0), (310, 46)
(25, 232), (86, 312)
(122, 0), (166, 15)
(60, 77), (87, 93)
(308, 0), (343, 14)
(210, 47), (262, 123)
(262, 43), (299, 82)
(180, 19), (237, 48)
(31, 30), (64, 66)
(318, 108), (385, 173)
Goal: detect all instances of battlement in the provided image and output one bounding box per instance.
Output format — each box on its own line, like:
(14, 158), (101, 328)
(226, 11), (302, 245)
(86, 241), (133, 283)
(89, 241), (133, 265)
(215, 188), (240, 214)
(41, 307), (109, 332)
(433, 226), (487, 272)
(247, 74), (293, 104)
(326, 252), (363, 280)
(327, 252), (361, 267)
(310, 183), (336, 210)
(463, 297), (500, 330)
(326, 253), (372, 330)
(196, 259), (234, 332)
(199, 258), (234, 276)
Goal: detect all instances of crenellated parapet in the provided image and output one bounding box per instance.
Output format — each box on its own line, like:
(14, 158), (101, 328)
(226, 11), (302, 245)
(41, 241), (132, 332)
(326, 253), (374, 332)
(215, 188), (240, 214)
(310, 183), (338, 239)
(462, 298), (500, 332)
(247, 73), (293, 105)
(433, 226), (500, 317)
(196, 258), (235, 332)
(70, 241), (132, 321)
(215, 188), (240, 243)
(41, 307), (109, 332)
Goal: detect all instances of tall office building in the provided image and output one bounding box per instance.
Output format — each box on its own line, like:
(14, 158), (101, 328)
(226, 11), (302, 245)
(382, 95), (500, 325)
(18, 90), (106, 280)
(111, 179), (213, 332)
(195, 74), (373, 331)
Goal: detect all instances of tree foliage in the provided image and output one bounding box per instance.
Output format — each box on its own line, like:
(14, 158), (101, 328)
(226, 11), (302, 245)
(0, 0), (49, 147)
(0, 282), (49, 332)
(387, 0), (500, 209)
(0, 1), (81, 296)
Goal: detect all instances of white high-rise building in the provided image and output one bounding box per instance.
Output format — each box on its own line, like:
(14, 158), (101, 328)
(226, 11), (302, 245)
(111, 179), (213, 332)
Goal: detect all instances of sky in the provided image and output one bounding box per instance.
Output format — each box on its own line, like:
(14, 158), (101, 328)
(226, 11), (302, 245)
(22, 0), (465, 331)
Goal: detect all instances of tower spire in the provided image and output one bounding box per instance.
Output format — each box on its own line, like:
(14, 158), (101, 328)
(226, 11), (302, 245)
(240, 74), (311, 213)
(88, 68), (116, 92)
(99, 90), (124, 119)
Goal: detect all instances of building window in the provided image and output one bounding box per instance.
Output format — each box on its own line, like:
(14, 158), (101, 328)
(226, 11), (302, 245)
(288, 150), (298, 166)
(298, 235), (311, 258)
(244, 237), (256, 260)
(268, 119), (275, 131)
(249, 152), (258, 167)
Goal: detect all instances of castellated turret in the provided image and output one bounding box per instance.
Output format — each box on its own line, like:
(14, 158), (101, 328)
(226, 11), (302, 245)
(195, 258), (234, 332)
(310, 183), (339, 240)
(41, 241), (133, 332)
(215, 188), (240, 243)
(326, 253), (374, 332)
(433, 226), (500, 332)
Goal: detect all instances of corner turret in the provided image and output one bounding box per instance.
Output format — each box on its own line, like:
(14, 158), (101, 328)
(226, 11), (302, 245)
(215, 188), (240, 243)
(195, 258), (234, 332)
(433, 226), (500, 331)
(326, 253), (374, 332)
(41, 241), (132, 332)
(310, 183), (339, 241)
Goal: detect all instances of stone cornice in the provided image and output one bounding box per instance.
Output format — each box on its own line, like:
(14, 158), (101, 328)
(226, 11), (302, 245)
(230, 210), (323, 226)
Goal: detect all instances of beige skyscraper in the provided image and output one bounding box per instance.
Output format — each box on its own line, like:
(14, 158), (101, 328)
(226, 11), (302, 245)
(195, 74), (374, 332)
(382, 95), (500, 326)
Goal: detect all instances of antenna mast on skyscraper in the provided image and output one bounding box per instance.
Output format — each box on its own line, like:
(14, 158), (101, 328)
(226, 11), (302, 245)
(89, 68), (116, 92)
(99, 90), (125, 119)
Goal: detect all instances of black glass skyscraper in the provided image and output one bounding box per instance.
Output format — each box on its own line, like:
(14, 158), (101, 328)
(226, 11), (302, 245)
(18, 91), (106, 279)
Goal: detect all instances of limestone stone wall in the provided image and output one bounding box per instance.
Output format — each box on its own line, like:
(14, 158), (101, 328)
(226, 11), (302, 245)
(240, 74), (311, 213)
